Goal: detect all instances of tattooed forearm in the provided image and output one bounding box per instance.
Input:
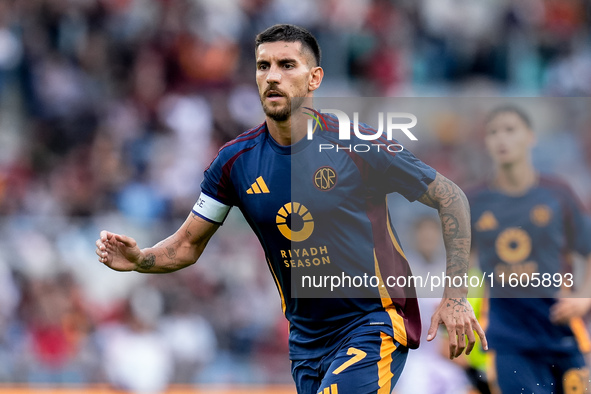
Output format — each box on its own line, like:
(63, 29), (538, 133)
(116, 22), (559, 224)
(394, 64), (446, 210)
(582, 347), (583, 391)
(166, 246), (176, 259)
(135, 213), (219, 273)
(155, 237), (178, 260)
(139, 253), (156, 270)
(419, 173), (471, 292)
(446, 238), (471, 279)
(151, 235), (180, 264)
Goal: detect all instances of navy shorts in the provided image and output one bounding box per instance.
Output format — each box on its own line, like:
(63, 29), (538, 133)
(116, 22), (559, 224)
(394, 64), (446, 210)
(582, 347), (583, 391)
(291, 324), (408, 394)
(493, 351), (589, 393)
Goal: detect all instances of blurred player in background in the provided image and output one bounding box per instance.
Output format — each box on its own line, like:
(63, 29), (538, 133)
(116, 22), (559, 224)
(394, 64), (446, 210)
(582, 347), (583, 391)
(468, 105), (591, 393)
(96, 24), (486, 394)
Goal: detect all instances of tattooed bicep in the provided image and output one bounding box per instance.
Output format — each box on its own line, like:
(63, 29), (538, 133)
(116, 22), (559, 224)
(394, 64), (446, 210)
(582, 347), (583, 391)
(418, 185), (438, 208)
(418, 173), (464, 209)
(183, 212), (220, 243)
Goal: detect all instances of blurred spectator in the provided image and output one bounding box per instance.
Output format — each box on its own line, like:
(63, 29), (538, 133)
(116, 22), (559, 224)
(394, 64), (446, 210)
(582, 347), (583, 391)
(17, 273), (97, 384)
(99, 285), (173, 393)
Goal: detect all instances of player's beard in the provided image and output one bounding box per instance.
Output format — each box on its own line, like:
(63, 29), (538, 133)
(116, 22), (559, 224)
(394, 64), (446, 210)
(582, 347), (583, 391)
(261, 92), (305, 122)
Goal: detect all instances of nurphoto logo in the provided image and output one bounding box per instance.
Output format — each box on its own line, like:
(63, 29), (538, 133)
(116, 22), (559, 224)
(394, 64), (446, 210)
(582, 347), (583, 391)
(303, 107), (418, 153)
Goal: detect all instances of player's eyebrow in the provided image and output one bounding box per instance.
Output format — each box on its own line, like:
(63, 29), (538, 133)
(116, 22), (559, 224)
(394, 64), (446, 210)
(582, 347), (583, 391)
(277, 58), (298, 65)
(256, 58), (299, 67)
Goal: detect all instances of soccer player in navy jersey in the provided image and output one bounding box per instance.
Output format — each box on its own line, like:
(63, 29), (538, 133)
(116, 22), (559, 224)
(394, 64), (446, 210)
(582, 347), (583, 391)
(468, 106), (591, 393)
(96, 24), (486, 393)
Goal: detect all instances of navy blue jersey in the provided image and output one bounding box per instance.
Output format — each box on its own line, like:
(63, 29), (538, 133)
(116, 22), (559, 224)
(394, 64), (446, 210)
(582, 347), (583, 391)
(468, 176), (591, 355)
(194, 115), (436, 360)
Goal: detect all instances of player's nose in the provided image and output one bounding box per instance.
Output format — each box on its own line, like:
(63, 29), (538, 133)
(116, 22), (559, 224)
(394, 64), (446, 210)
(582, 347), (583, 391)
(266, 67), (281, 84)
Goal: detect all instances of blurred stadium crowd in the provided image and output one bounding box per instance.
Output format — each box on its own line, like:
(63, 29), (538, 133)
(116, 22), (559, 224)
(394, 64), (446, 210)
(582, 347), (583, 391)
(0, 0), (590, 392)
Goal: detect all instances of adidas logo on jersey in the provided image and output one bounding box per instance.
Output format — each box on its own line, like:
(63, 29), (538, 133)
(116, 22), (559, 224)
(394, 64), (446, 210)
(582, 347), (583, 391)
(246, 176), (270, 194)
(318, 384), (339, 394)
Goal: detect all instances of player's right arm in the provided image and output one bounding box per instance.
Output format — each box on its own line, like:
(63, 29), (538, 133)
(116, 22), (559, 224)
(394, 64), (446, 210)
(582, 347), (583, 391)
(95, 213), (219, 273)
(97, 134), (236, 273)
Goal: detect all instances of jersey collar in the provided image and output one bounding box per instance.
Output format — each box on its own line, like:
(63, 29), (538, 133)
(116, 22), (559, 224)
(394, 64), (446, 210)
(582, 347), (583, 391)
(265, 123), (315, 155)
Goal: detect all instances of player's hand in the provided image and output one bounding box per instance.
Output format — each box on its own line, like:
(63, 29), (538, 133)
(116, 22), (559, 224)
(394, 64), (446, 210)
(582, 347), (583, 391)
(427, 297), (488, 359)
(550, 296), (591, 324)
(95, 230), (143, 272)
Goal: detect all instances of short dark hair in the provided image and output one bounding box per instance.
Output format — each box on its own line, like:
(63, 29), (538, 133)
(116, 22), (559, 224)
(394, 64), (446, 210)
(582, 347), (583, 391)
(255, 24), (321, 67)
(486, 105), (532, 129)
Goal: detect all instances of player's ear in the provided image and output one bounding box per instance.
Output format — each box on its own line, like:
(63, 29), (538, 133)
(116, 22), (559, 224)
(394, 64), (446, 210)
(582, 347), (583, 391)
(308, 66), (323, 92)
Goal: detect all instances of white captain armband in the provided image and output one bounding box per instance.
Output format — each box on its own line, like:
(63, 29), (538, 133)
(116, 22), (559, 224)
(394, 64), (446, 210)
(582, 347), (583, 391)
(192, 193), (231, 224)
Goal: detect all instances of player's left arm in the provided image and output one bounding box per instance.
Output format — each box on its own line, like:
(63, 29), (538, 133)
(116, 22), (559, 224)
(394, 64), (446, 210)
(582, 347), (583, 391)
(417, 172), (488, 359)
(550, 252), (591, 324)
